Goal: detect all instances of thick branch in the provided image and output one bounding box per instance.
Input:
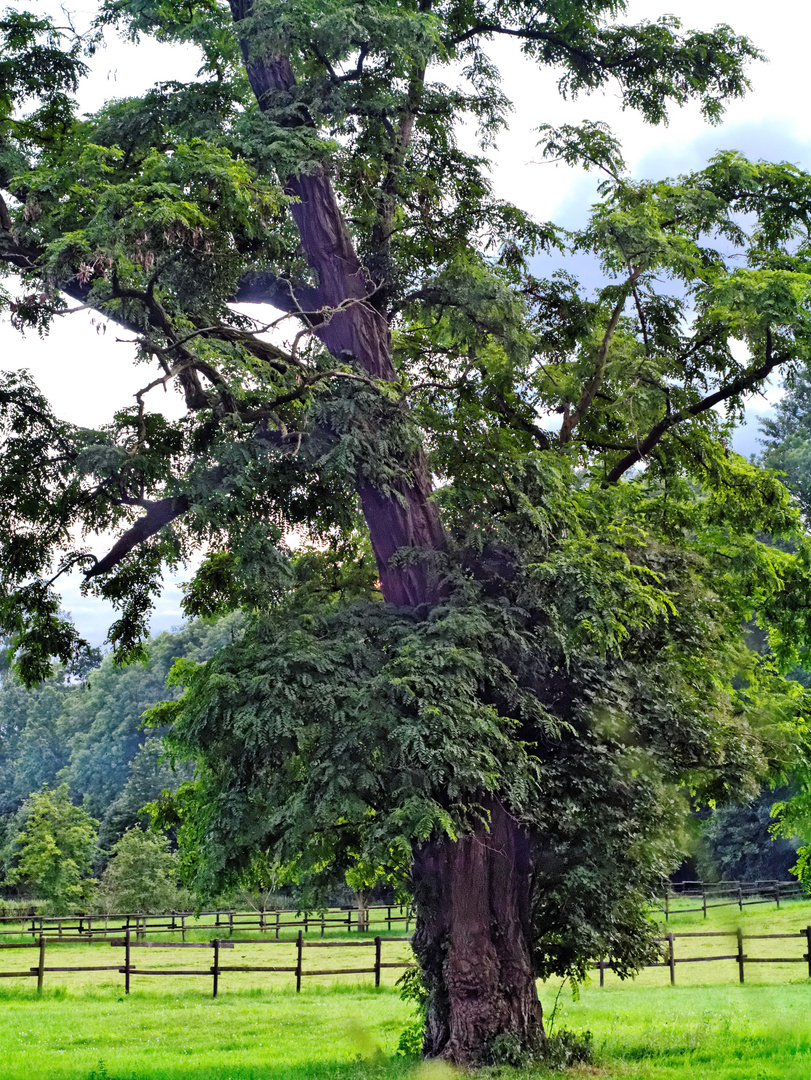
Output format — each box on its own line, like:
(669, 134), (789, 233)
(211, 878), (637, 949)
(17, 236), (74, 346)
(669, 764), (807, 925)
(605, 340), (787, 483)
(84, 496), (190, 580)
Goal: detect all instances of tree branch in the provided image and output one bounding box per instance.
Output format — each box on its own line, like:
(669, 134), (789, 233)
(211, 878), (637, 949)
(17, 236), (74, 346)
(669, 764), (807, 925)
(84, 496), (190, 580)
(605, 337), (786, 483)
(560, 278), (634, 443)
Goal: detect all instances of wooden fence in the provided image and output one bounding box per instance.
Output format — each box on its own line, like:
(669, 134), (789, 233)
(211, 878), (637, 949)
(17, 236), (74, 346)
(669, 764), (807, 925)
(3, 926), (811, 997)
(595, 926), (811, 986)
(0, 930), (415, 996)
(0, 903), (413, 941)
(656, 879), (803, 920)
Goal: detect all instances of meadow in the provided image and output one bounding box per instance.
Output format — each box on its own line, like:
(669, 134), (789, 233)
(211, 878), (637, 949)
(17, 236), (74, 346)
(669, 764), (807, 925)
(1, 897), (810, 1079)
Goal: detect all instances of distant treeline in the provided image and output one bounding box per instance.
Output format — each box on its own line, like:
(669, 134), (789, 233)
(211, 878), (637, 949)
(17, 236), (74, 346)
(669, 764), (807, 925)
(0, 613), (243, 880)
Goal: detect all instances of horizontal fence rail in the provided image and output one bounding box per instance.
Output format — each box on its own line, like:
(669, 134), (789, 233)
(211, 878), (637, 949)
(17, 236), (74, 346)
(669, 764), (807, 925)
(655, 880), (803, 920)
(0, 930), (415, 996)
(594, 926), (811, 986)
(0, 904), (414, 941)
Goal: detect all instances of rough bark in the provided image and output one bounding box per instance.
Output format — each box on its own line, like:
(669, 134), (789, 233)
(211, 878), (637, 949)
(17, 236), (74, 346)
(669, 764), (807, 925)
(231, 39), (446, 606)
(412, 799), (544, 1063)
(229, 8), (541, 1062)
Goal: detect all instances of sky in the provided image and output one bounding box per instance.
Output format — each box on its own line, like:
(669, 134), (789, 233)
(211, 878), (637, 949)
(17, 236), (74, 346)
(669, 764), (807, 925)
(4, 0), (811, 645)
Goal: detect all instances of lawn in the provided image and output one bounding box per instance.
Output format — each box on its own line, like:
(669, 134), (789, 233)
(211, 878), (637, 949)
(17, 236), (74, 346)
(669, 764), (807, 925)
(1, 896), (810, 1079)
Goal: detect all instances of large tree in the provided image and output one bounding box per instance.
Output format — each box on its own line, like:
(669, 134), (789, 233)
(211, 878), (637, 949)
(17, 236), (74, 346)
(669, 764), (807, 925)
(2, 0), (811, 1063)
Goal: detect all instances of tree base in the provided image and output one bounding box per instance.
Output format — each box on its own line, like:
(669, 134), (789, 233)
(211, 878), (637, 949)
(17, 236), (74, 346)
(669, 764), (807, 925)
(411, 799), (544, 1064)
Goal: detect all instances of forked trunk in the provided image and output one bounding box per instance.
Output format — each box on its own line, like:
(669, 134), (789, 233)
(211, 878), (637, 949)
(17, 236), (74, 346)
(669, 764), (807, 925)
(411, 799), (544, 1063)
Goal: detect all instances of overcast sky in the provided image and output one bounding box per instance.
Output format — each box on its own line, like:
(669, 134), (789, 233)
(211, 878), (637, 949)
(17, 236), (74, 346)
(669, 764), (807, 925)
(5, 1), (809, 645)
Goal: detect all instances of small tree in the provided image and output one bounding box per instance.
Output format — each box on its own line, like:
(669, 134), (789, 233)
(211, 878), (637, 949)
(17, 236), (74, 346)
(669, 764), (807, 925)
(5, 784), (97, 912)
(99, 829), (180, 914)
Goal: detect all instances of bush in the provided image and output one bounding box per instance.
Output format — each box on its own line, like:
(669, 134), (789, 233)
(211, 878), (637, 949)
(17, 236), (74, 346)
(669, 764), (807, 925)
(4, 784), (97, 913)
(99, 829), (182, 913)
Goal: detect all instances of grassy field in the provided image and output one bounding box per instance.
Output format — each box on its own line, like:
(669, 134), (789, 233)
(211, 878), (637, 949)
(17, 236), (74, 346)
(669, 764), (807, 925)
(1, 897), (810, 1079)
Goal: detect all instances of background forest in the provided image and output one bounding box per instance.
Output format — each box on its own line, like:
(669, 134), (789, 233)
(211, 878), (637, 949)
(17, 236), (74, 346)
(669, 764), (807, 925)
(0, 614), (241, 911)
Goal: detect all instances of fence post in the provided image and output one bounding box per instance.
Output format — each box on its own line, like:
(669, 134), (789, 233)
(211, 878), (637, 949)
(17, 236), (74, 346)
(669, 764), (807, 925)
(275, 911), (280, 940)
(702, 884), (707, 920)
(738, 885), (743, 912)
(296, 930), (303, 993)
(37, 934), (45, 994)
(228, 910), (233, 938)
(260, 908), (265, 933)
(125, 928), (131, 995)
(736, 927), (745, 983)
(405, 907), (411, 934)
(321, 912), (325, 938)
(599, 958), (605, 987)
(664, 890), (669, 922)
(181, 914), (186, 942)
(668, 933), (675, 985)
(212, 939), (220, 998)
(776, 882), (780, 909)
(805, 927), (811, 979)
(304, 910), (309, 933)
(374, 936), (382, 987)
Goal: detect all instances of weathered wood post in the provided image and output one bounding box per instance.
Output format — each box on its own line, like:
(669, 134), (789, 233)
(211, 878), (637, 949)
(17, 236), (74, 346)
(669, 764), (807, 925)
(212, 939), (220, 998)
(125, 928), (131, 994)
(296, 930), (303, 993)
(375, 936), (381, 987)
(36, 935), (45, 994)
(668, 933), (675, 985)
(736, 927), (745, 983)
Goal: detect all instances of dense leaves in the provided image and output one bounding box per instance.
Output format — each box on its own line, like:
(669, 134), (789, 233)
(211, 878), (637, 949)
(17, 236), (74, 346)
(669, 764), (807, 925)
(4, 783), (98, 912)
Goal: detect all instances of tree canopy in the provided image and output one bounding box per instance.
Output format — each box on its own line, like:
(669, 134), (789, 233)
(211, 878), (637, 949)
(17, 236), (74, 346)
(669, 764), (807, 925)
(2, 0), (811, 1062)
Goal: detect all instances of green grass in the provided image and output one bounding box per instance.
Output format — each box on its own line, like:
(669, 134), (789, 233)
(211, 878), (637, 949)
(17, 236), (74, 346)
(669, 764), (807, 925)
(1, 896), (810, 1079)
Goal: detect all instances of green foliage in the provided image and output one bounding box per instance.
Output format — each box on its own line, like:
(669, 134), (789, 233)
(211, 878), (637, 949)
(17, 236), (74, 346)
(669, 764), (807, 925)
(696, 788), (801, 883)
(761, 368), (811, 522)
(395, 966), (428, 1057)
(99, 828), (181, 913)
(1, 0), (811, 1036)
(4, 784), (97, 912)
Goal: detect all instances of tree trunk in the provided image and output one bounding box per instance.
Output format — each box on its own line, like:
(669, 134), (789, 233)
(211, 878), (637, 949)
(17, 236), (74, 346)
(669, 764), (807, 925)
(229, 11), (541, 1061)
(412, 799), (544, 1063)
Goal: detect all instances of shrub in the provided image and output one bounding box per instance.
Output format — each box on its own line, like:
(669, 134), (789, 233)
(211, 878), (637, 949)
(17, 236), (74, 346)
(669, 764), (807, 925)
(99, 829), (181, 913)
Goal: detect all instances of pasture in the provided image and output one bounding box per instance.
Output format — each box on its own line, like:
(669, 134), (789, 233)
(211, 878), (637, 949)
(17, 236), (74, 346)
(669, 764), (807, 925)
(1, 898), (810, 1079)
